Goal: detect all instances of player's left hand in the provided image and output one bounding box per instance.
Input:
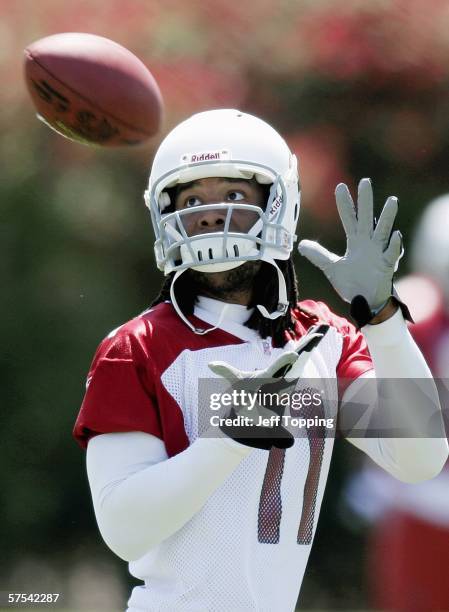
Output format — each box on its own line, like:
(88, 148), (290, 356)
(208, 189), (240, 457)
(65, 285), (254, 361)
(208, 351), (298, 450)
(207, 327), (330, 451)
(298, 178), (403, 313)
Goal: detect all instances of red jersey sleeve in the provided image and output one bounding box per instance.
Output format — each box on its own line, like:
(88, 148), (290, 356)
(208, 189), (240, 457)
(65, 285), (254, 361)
(337, 317), (374, 383)
(73, 321), (163, 449)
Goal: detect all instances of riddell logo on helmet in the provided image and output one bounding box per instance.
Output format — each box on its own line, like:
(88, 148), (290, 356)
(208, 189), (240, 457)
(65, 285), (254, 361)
(181, 150), (229, 163)
(269, 195), (283, 216)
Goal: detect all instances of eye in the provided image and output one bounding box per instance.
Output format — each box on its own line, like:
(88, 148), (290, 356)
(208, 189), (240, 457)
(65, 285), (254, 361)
(185, 196), (202, 208)
(227, 190), (246, 202)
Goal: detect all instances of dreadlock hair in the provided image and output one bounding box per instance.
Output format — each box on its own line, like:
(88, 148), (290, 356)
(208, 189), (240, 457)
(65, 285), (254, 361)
(246, 258), (299, 346)
(149, 257), (300, 347)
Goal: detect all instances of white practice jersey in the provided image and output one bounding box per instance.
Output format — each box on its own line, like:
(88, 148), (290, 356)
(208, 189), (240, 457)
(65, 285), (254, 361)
(74, 297), (372, 611)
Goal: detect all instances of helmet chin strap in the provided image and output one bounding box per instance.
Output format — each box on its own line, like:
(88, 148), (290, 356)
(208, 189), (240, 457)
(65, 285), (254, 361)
(170, 268), (231, 335)
(169, 256), (289, 334)
(256, 255), (289, 319)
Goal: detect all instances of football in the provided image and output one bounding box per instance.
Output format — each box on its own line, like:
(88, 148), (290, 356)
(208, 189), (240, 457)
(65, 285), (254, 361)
(24, 32), (163, 146)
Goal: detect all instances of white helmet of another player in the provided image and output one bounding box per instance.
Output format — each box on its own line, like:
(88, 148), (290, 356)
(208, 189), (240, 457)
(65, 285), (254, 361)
(144, 109), (300, 332)
(411, 194), (449, 302)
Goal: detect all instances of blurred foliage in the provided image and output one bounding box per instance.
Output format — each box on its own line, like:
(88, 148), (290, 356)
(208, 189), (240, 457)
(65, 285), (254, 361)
(2, 0), (449, 608)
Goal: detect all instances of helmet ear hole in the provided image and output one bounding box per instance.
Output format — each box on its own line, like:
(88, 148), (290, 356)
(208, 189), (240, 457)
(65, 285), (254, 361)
(261, 184), (272, 210)
(159, 192), (171, 209)
(294, 203), (299, 222)
(161, 187), (176, 213)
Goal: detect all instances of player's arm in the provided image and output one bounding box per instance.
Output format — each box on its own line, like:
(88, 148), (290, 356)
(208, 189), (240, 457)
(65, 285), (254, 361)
(86, 432), (251, 562)
(299, 178), (448, 481)
(77, 327), (252, 563)
(340, 308), (448, 483)
(84, 349), (302, 563)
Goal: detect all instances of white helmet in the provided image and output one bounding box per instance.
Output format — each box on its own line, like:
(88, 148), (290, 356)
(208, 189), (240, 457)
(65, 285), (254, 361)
(411, 194), (449, 302)
(144, 109), (300, 333)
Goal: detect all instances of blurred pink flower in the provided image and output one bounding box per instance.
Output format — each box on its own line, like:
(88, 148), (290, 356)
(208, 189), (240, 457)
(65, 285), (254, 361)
(285, 1), (449, 87)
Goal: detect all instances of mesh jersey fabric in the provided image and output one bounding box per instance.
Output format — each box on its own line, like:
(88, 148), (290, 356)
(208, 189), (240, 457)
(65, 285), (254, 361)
(73, 298), (373, 612)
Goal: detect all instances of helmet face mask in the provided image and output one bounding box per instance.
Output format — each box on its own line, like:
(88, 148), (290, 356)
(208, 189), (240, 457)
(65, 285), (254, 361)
(150, 170), (295, 274)
(145, 109), (300, 275)
(161, 202), (263, 273)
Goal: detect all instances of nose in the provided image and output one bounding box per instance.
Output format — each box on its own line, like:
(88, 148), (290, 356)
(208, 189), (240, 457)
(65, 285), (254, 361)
(196, 209), (226, 231)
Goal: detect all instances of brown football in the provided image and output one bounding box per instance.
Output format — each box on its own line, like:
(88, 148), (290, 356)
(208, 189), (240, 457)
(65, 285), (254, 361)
(24, 32), (163, 146)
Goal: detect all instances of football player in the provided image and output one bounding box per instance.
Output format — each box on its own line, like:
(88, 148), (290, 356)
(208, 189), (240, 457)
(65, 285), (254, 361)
(73, 110), (448, 612)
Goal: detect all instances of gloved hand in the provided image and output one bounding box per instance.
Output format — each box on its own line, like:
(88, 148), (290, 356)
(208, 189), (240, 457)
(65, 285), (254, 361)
(207, 326), (329, 450)
(298, 178), (403, 316)
(208, 351), (297, 450)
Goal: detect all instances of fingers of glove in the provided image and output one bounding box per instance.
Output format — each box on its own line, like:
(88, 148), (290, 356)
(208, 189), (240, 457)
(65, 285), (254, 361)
(284, 350), (314, 381)
(294, 326), (328, 355)
(298, 240), (339, 272)
(384, 230), (403, 266)
(335, 182), (357, 236)
(268, 351), (299, 378)
(208, 361), (243, 381)
(373, 196), (398, 248)
(252, 402), (281, 421)
(356, 178), (374, 237)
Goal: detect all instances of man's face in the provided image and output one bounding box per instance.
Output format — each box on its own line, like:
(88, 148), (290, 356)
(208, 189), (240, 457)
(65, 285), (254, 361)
(173, 177), (266, 302)
(174, 177), (266, 237)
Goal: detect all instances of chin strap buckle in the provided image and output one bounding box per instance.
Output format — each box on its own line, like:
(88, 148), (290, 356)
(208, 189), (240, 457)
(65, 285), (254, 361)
(277, 302), (288, 314)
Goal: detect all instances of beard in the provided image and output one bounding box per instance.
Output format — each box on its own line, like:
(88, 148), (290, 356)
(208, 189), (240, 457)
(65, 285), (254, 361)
(186, 261), (262, 302)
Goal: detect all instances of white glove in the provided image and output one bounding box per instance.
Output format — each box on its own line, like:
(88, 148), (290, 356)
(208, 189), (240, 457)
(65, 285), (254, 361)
(207, 327), (330, 451)
(298, 178), (403, 311)
(208, 351), (299, 450)
(208, 351), (299, 385)
(208, 325), (328, 385)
